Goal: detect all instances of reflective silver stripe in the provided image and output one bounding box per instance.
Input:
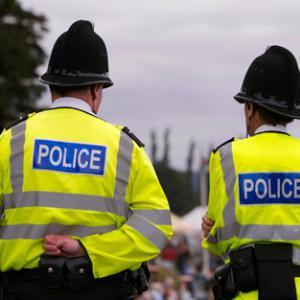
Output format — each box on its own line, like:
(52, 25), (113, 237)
(0, 223), (116, 239)
(208, 143), (300, 259)
(219, 143), (236, 226)
(4, 125), (134, 240)
(0, 194), (3, 220)
(293, 247), (300, 265)
(131, 209), (171, 225)
(114, 131), (133, 200)
(10, 122), (26, 192)
(208, 222), (300, 243)
(4, 192), (128, 217)
(207, 143), (238, 244)
(127, 214), (168, 249)
(238, 224), (300, 240)
(207, 233), (218, 244)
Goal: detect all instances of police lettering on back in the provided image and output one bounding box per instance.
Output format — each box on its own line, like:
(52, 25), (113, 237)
(33, 139), (107, 175)
(239, 173), (300, 204)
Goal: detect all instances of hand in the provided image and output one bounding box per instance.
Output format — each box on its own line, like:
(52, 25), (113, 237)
(43, 234), (85, 257)
(201, 213), (214, 238)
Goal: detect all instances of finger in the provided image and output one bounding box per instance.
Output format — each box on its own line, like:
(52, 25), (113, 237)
(44, 234), (59, 244)
(202, 226), (211, 235)
(201, 223), (212, 236)
(201, 223), (210, 234)
(203, 212), (214, 224)
(202, 216), (214, 226)
(202, 216), (213, 223)
(44, 235), (66, 248)
(43, 244), (59, 252)
(45, 249), (62, 256)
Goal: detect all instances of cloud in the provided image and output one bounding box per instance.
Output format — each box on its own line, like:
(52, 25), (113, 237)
(22, 0), (300, 169)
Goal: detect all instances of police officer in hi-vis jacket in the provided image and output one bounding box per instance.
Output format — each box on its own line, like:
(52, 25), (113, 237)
(0, 20), (172, 300)
(202, 45), (300, 300)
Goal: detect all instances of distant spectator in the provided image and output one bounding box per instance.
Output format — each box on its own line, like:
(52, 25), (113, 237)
(176, 237), (191, 275)
(178, 275), (194, 300)
(191, 263), (209, 300)
(164, 276), (179, 300)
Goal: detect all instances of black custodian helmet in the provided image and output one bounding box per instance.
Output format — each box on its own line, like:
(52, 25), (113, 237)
(40, 20), (113, 88)
(234, 45), (300, 119)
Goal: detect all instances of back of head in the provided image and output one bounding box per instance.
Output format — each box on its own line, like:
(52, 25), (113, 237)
(234, 45), (300, 120)
(40, 20), (113, 89)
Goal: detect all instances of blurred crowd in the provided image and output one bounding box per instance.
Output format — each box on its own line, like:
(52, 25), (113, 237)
(137, 233), (222, 300)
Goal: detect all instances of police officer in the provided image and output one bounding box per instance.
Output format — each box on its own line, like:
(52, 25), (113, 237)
(0, 20), (172, 299)
(202, 45), (300, 300)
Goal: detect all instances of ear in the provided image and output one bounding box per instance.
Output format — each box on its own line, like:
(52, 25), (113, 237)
(90, 84), (100, 101)
(245, 102), (254, 117)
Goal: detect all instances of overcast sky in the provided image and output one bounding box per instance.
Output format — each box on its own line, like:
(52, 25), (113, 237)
(21, 0), (300, 169)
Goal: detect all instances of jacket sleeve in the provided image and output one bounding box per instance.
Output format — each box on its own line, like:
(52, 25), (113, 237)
(0, 130), (6, 217)
(201, 150), (227, 256)
(79, 143), (173, 278)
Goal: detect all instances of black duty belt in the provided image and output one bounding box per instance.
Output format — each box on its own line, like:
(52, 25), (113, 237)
(213, 243), (299, 300)
(0, 256), (149, 295)
(1, 268), (128, 282)
(0, 267), (130, 288)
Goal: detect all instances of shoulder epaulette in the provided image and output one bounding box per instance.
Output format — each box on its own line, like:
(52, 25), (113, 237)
(212, 137), (235, 153)
(122, 126), (145, 147)
(5, 114), (29, 130)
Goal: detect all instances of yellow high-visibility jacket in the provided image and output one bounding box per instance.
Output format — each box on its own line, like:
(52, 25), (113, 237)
(0, 107), (172, 278)
(202, 131), (300, 299)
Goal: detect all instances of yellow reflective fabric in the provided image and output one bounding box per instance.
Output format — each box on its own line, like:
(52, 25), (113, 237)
(202, 132), (300, 257)
(0, 108), (172, 277)
(80, 143), (173, 277)
(23, 110), (118, 197)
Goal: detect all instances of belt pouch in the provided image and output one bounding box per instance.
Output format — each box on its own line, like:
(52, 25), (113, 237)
(65, 257), (93, 291)
(133, 264), (150, 295)
(230, 247), (257, 292)
(212, 264), (237, 300)
(39, 254), (65, 288)
(255, 244), (297, 300)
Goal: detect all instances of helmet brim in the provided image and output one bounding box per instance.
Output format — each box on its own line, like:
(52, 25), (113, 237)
(234, 92), (300, 120)
(39, 73), (113, 89)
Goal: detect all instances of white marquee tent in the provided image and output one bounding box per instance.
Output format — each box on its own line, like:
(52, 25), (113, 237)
(182, 206), (207, 232)
(170, 213), (192, 234)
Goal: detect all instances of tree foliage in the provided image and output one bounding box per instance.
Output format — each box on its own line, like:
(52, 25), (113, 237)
(0, 0), (47, 130)
(150, 130), (157, 163)
(162, 128), (170, 167)
(152, 131), (199, 216)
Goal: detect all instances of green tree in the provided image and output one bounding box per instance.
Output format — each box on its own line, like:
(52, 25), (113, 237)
(150, 129), (157, 163)
(151, 130), (199, 216)
(162, 128), (170, 167)
(0, 0), (47, 131)
(186, 140), (199, 208)
(187, 140), (195, 175)
(154, 161), (192, 215)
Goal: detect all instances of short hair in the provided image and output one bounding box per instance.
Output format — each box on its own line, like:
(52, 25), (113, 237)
(253, 103), (293, 125)
(49, 85), (90, 97)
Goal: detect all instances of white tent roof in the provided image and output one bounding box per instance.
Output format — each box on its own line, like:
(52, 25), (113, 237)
(171, 213), (192, 234)
(182, 206), (207, 231)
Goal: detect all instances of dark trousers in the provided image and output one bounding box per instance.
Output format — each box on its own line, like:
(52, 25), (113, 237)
(2, 275), (134, 300)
